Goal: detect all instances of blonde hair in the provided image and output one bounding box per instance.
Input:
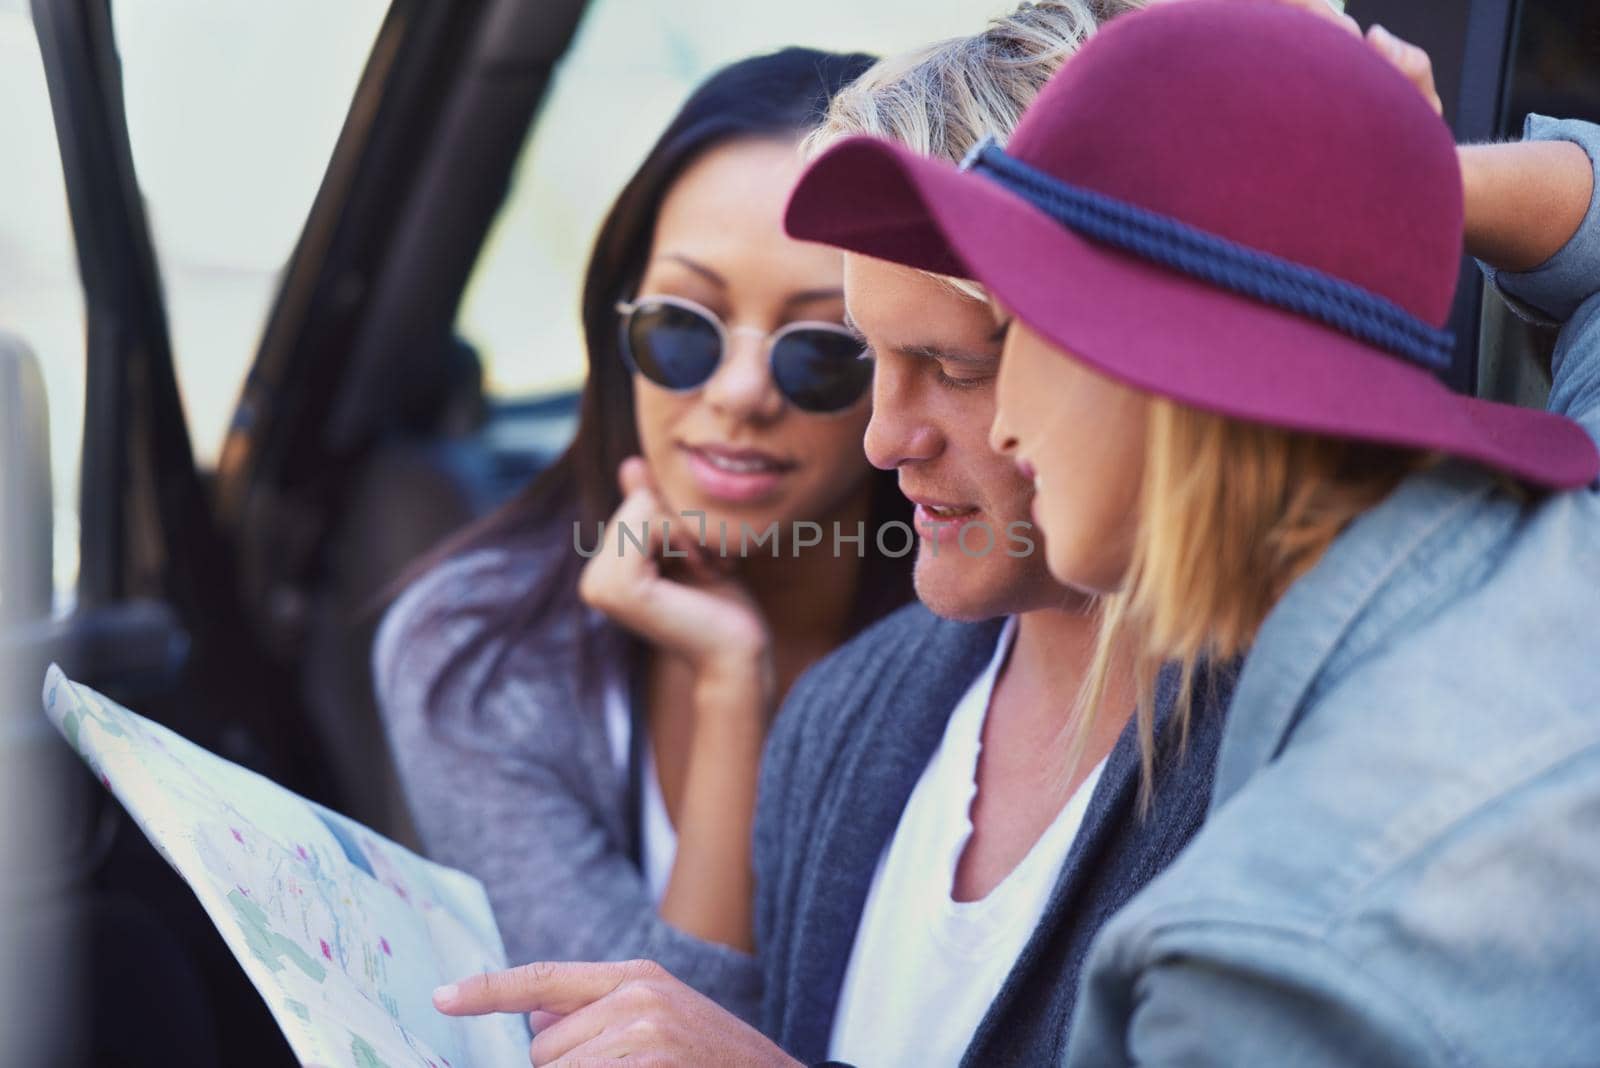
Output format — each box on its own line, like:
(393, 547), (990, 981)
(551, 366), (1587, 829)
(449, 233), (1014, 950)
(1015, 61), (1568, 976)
(1078, 401), (1438, 803)
(804, 1), (1145, 303)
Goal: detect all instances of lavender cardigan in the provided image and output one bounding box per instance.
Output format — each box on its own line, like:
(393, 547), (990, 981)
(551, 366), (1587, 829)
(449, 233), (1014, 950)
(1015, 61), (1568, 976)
(373, 540), (762, 1019)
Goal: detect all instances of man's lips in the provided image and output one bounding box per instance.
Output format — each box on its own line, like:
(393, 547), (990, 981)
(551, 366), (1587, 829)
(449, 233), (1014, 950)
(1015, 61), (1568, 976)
(902, 492), (984, 551)
(902, 492), (981, 521)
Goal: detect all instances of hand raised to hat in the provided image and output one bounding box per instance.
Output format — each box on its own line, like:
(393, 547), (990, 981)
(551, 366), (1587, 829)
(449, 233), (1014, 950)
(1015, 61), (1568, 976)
(1365, 23), (1442, 117)
(1157, 0), (1442, 115)
(1214, 0), (1591, 274)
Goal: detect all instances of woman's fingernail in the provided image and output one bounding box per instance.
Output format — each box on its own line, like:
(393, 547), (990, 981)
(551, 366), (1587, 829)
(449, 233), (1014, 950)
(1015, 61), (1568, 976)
(433, 983), (458, 1007)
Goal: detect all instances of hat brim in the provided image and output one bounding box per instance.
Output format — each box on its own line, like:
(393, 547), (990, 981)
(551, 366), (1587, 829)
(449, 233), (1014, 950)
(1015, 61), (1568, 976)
(787, 136), (1599, 490)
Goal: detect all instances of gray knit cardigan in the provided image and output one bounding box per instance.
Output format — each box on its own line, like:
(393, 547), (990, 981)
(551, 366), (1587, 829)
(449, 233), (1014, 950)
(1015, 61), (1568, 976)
(372, 541), (762, 1020)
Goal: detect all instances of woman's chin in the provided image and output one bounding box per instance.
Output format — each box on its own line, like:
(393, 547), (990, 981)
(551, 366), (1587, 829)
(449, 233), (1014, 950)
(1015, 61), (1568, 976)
(651, 490), (788, 553)
(1044, 543), (1102, 597)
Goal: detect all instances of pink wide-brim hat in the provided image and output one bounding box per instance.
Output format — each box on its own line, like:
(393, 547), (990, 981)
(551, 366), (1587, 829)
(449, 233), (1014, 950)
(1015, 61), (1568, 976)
(786, 0), (1599, 489)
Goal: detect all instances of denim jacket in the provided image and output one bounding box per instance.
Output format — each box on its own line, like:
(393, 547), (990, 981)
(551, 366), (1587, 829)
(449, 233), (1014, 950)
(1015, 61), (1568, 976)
(1064, 116), (1600, 1067)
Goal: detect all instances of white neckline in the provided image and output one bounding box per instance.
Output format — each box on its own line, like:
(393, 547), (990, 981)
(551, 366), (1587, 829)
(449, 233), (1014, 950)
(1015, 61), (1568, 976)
(922, 617), (1107, 946)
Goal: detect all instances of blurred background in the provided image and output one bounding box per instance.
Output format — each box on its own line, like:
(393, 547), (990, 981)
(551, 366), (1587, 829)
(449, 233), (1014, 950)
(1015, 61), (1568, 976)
(1, 0), (1001, 607)
(3, 0), (1598, 1064)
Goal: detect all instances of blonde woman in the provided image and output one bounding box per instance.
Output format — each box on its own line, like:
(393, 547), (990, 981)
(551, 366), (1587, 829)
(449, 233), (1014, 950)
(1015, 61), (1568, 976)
(432, 5), (1230, 1067)
(784, 1), (1600, 1064)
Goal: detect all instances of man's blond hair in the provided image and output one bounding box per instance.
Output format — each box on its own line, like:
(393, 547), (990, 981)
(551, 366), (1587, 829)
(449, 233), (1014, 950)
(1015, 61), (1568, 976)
(810, 2), (1140, 160)
(804, 1), (1146, 302)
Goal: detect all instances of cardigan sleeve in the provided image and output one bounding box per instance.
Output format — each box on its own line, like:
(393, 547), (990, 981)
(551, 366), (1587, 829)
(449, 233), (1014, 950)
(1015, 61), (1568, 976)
(752, 638), (833, 1039)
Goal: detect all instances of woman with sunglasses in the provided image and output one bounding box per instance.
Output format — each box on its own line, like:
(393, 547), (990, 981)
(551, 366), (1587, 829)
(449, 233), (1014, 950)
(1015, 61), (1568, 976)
(788, 1), (1600, 1063)
(374, 47), (912, 1023)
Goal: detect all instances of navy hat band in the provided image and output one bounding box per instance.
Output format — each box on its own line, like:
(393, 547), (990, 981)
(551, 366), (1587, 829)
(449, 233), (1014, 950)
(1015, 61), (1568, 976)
(960, 137), (1455, 374)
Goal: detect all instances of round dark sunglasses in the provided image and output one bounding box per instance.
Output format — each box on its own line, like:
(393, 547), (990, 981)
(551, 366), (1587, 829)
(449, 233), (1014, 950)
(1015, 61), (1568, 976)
(616, 295), (872, 414)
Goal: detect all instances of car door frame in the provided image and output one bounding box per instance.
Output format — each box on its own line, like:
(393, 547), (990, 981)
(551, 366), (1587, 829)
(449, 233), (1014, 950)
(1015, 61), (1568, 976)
(1345, 0), (1521, 396)
(30, 0), (590, 798)
(209, 0), (592, 661)
(20, 0), (590, 1062)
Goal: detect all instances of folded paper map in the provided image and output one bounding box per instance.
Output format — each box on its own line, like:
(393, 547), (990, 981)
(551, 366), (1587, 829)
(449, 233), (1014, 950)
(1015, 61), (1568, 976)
(42, 665), (530, 1068)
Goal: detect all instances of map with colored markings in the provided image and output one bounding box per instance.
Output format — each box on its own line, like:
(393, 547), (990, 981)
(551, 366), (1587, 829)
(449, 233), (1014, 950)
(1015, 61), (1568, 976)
(42, 665), (530, 1068)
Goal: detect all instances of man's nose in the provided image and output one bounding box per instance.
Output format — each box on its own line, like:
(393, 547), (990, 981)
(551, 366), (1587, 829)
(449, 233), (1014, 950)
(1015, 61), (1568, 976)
(864, 356), (942, 470)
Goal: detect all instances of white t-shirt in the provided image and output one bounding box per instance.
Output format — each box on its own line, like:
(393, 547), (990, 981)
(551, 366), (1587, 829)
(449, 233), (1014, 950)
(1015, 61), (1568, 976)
(828, 616), (1106, 1066)
(603, 669), (677, 904)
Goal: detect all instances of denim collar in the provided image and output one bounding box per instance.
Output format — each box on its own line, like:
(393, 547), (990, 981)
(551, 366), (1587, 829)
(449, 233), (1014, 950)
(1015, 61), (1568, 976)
(1210, 461), (1500, 809)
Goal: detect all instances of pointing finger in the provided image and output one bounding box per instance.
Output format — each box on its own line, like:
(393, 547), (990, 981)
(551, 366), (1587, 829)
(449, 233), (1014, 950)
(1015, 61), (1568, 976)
(433, 961), (635, 1017)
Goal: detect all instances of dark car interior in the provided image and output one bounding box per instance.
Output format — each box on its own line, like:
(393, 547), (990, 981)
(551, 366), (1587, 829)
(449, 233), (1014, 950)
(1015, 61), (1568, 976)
(2, 0), (1597, 1064)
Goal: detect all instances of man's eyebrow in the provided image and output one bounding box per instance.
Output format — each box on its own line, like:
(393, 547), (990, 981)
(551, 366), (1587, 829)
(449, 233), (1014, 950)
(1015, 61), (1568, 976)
(842, 313), (999, 362)
(895, 343), (1001, 365)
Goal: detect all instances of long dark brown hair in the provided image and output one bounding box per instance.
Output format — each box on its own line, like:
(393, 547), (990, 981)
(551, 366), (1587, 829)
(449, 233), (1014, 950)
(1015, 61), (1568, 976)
(407, 46), (914, 714)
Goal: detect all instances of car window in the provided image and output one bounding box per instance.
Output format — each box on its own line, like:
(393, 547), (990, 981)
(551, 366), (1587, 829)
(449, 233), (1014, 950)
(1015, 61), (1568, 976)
(457, 0), (1005, 403)
(1503, 0), (1600, 132)
(109, 0), (389, 468)
(0, 0), (87, 611)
